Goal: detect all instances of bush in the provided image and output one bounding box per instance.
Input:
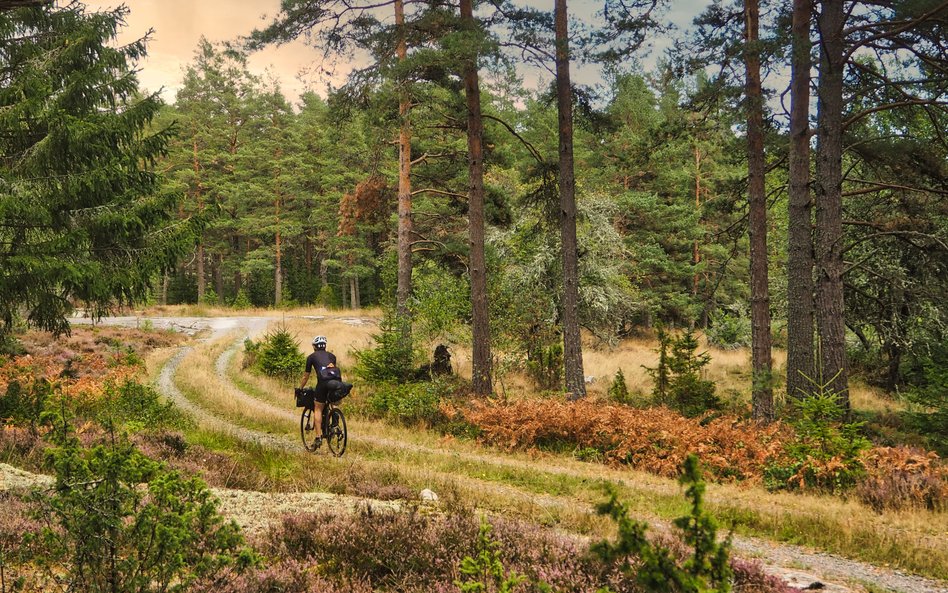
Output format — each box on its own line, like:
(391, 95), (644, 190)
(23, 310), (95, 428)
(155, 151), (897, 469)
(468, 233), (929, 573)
(856, 446), (948, 512)
(353, 313), (416, 383)
(608, 369), (631, 404)
(254, 326), (305, 381)
(14, 422), (258, 592)
(525, 342), (563, 391)
(906, 347), (948, 455)
(592, 454), (732, 593)
(231, 289), (252, 309)
(366, 381), (445, 425)
(647, 328), (720, 417)
(93, 379), (190, 432)
(0, 376), (52, 435)
(764, 378), (871, 493)
(705, 308), (751, 350)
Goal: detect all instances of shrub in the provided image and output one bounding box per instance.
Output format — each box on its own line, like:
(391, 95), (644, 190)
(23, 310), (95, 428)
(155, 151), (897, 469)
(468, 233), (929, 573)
(592, 454), (732, 593)
(455, 521), (526, 593)
(0, 376), (52, 435)
(646, 328), (719, 417)
(353, 313), (416, 383)
(17, 421), (258, 592)
(463, 399), (789, 483)
(366, 381), (445, 425)
(607, 369), (631, 404)
(705, 308), (751, 350)
(254, 326), (305, 381)
(232, 289), (252, 309)
(906, 347), (948, 456)
(856, 446), (948, 512)
(525, 342), (563, 391)
(764, 377), (871, 493)
(92, 379), (189, 432)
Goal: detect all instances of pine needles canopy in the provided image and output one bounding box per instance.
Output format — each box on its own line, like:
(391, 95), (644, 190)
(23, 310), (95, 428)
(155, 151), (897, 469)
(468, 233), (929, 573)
(0, 3), (195, 334)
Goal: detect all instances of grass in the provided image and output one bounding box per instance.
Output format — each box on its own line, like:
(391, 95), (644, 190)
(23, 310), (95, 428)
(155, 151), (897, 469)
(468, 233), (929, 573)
(131, 309), (947, 581)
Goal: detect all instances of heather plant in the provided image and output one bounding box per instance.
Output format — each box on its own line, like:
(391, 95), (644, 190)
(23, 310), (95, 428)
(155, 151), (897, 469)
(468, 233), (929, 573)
(764, 375), (871, 493)
(592, 454), (732, 593)
(26, 414), (258, 593)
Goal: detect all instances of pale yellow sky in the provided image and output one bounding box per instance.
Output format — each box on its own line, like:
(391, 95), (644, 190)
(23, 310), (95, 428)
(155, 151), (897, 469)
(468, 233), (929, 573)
(87, 0), (340, 104)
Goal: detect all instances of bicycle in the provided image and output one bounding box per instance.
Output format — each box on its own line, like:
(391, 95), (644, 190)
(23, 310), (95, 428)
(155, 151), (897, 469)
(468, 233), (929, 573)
(296, 387), (348, 457)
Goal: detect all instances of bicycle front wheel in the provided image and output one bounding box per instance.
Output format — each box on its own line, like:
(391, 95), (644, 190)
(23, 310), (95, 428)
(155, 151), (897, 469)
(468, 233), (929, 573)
(326, 408), (347, 457)
(300, 407), (320, 452)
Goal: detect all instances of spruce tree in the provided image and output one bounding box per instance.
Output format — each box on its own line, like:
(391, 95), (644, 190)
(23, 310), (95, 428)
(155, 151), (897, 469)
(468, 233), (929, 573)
(0, 3), (192, 334)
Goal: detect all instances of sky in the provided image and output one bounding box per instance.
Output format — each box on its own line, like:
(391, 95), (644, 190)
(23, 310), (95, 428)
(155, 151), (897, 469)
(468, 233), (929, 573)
(87, 0), (712, 106)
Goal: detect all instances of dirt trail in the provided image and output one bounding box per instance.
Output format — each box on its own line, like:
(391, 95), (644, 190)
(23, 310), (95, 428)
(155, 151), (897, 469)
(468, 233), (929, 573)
(42, 315), (948, 593)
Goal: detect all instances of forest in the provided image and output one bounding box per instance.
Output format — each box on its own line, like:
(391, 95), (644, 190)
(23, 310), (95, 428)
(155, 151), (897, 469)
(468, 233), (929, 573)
(1, 0), (947, 591)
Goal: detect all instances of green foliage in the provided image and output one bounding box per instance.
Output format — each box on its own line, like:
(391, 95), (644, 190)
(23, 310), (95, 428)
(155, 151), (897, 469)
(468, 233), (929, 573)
(253, 326), (305, 380)
(353, 313), (417, 383)
(200, 287), (220, 306)
(456, 521), (527, 593)
(608, 368), (631, 404)
(765, 376), (871, 493)
(592, 454), (732, 593)
(525, 343), (563, 391)
(231, 289), (252, 310)
(0, 376), (53, 435)
(26, 421), (258, 593)
(0, 3), (194, 335)
(412, 261), (469, 346)
(705, 308), (751, 350)
(92, 380), (190, 433)
(647, 328), (719, 416)
(365, 381), (445, 425)
(906, 347), (948, 455)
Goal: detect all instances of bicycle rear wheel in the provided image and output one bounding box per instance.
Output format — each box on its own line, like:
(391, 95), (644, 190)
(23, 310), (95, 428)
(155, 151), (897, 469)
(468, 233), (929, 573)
(326, 408), (347, 457)
(300, 407), (321, 451)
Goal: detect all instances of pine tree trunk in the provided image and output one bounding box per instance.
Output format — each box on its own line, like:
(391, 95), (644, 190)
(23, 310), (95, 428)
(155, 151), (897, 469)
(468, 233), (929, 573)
(355, 276), (361, 309)
(196, 242), (205, 303)
(275, 198), (282, 307)
(350, 277), (358, 309)
(786, 0), (816, 400)
(555, 0), (586, 400)
(215, 253), (224, 301)
(814, 0), (849, 410)
(394, 0), (413, 345)
(693, 146), (701, 300)
(745, 0), (774, 422)
(461, 0), (492, 396)
(161, 271), (169, 305)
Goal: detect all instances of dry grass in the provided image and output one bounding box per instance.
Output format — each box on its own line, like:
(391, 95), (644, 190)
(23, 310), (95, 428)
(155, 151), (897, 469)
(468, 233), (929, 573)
(173, 332), (291, 435)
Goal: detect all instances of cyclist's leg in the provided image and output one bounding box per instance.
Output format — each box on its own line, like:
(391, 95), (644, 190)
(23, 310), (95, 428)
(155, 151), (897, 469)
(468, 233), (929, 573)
(313, 384), (329, 437)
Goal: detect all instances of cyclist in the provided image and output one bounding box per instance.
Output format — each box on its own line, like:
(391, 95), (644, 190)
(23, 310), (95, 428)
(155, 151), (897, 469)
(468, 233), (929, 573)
(298, 335), (339, 443)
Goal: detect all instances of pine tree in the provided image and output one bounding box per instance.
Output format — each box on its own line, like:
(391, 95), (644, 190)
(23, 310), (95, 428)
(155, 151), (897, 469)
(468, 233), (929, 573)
(0, 3), (192, 334)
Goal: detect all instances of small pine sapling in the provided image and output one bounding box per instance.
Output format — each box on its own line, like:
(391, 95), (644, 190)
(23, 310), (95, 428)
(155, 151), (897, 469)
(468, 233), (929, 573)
(455, 520), (527, 593)
(608, 368), (631, 404)
(591, 454), (731, 593)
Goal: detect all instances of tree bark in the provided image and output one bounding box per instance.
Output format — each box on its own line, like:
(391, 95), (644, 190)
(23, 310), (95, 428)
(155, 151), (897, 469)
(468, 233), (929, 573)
(745, 0), (774, 422)
(814, 0), (849, 410)
(786, 0), (816, 400)
(461, 0), (492, 396)
(192, 136), (206, 303)
(555, 0), (586, 400)
(196, 242), (205, 303)
(394, 0), (413, 344)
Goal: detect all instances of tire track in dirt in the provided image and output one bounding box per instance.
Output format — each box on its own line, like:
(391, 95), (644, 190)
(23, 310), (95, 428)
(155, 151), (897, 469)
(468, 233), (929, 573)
(149, 316), (947, 593)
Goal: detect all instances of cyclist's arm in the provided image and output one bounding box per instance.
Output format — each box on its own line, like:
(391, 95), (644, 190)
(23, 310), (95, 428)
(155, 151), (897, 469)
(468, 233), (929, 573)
(299, 371), (311, 389)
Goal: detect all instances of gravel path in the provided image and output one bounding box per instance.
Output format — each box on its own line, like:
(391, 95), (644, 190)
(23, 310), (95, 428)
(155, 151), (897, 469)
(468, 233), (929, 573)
(29, 315), (947, 593)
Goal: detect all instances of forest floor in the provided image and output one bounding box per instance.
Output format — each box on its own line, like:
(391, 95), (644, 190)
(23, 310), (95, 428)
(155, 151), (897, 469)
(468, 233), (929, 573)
(6, 308), (947, 593)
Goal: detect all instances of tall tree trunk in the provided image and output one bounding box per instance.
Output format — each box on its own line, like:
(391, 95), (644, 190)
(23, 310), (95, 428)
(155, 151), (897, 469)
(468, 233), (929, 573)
(693, 146), (701, 301)
(787, 0), (816, 400)
(555, 0), (586, 400)
(196, 242), (205, 303)
(461, 0), (492, 396)
(350, 277), (359, 309)
(745, 0), (774, 422)
(161, 271), (169, 306)
(215, 253), (224, 301)
(274, 195), (282, 307)
(192, 135), (205, 303)
(814, 0), (849, 410)
(394, 0), (413, 344)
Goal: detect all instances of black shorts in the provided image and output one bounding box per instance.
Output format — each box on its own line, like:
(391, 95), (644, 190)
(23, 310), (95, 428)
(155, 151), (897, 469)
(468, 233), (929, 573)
(315, 380), (353, 403)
